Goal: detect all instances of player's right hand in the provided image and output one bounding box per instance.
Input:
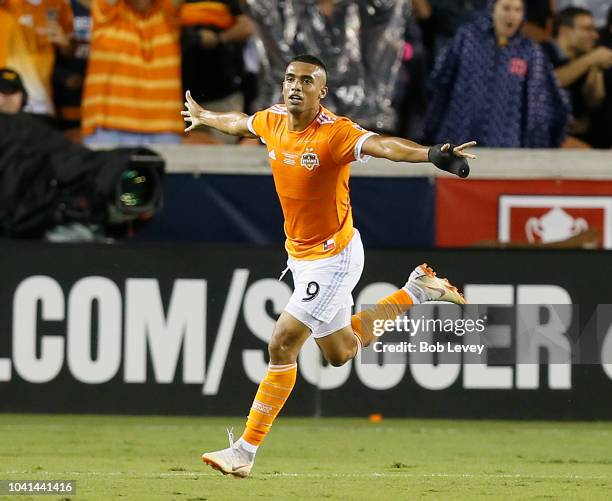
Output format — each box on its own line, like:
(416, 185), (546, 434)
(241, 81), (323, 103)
(181, 90), (205, 133)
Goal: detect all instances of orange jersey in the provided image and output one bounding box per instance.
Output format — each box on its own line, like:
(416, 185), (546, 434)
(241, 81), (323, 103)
(2, 0), (73, 115)
(248, 104), (375, 260)
(81, 0), (183, 136)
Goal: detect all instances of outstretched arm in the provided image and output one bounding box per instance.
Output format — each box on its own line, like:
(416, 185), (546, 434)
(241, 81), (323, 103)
(361, 135), (476, 177)
(181, 90), (255, 137)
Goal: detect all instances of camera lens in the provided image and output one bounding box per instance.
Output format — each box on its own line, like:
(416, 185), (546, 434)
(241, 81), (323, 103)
(119, 168), (153, 208)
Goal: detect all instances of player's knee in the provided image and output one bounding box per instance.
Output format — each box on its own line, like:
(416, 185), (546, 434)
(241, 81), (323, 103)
(324, 349), (353, 367)
(268, 326), (300, 362)
(326, 356), (348, 367)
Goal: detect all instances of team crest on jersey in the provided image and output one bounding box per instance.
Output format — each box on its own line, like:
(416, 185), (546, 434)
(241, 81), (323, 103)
(300, 148), (320, 171)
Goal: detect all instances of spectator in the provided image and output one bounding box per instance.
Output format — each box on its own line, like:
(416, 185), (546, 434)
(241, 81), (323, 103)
(411, 0), (431, 21)
(180, 0), (253, 144)
(522, 0), (554, 42)
(244, 0), (407, 132)
(81, 0), (184, 145)
(541, 7), (612, 145)
(0, 67), (27, 114)
(0, 8), (31, 70)
(0, 0), (73, 120)
(420, 0), (488, 62)
(588, 6), (612, 148)
(601, 7), (612, 47)
(557, 0), (610, 28)
(424, 0), (570, 148)
(241, 36), (260, 116)
(52, 0), (92, 131)
(396, 1), (430, 140)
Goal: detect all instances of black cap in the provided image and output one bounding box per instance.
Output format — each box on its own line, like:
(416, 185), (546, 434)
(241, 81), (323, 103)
(0, 68), (26, 94)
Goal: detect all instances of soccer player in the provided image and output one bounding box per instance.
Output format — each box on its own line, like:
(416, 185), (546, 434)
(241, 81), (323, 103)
(182, 54), (476, 477)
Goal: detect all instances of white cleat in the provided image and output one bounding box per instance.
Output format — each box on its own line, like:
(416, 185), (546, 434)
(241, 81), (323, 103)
(407, 263), (466, 304)
(201, 428), (253, 478)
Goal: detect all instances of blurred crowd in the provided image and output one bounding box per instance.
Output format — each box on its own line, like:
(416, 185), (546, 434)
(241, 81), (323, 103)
(1, 0), (612, 149)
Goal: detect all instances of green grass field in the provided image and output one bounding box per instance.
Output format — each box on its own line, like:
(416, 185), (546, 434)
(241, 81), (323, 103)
(1, 414), (611, 500)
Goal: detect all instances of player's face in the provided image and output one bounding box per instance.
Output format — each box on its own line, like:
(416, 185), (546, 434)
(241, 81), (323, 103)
(493, 0), (524, 39)
(282, 62), (327, 113)
(0, 91), (24, 114)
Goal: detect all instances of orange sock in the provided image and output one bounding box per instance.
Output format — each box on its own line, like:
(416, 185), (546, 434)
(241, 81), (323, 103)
(352, 289), (413, 347)
(241, 363), (298, 448)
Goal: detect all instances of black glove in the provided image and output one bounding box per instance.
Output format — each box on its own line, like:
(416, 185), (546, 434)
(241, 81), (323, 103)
(428, 144), (470, 178)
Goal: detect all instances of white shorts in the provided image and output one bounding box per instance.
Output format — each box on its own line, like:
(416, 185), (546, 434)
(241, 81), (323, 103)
(284, 229), (365, 338)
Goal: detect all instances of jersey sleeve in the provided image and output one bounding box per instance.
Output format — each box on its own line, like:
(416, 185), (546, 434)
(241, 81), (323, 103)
(246, 108), (275, 145)
(327, 117), (377, 165)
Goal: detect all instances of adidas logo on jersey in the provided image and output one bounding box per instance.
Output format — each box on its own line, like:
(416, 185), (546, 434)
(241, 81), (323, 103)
(268, 149), (276, 160)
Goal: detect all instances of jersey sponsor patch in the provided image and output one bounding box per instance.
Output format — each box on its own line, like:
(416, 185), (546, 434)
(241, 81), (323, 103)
(300, 148), (320, 171)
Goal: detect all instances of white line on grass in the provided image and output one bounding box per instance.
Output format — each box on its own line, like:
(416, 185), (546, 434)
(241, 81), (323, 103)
(2, 471), (611, 481)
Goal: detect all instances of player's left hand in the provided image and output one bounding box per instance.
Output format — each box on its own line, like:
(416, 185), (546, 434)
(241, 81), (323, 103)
(429, 141), (477, 178)
(443, 141), (477, 160)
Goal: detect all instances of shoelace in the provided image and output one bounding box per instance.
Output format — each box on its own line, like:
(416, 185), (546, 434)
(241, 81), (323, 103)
(226, 426), (235, 449)
(226, 427), (252, 469)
